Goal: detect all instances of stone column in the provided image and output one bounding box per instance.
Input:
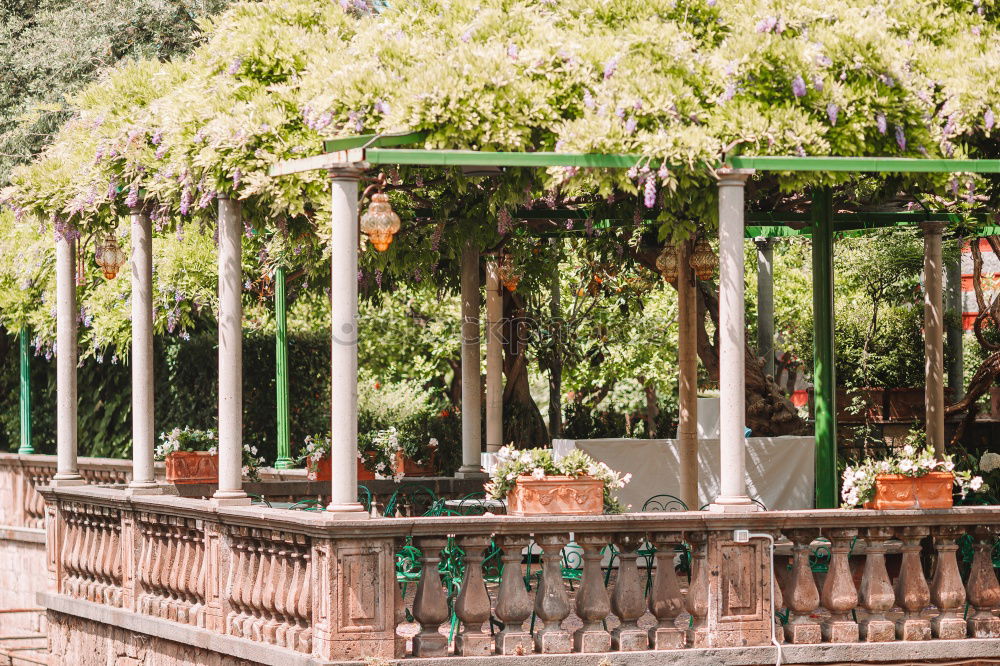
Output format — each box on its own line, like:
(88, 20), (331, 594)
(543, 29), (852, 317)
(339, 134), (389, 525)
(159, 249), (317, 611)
(129, 205), (157, 492)
(677, 239), (699, 509)
(755, 237), (775, 377)
(213, 197), (249, 505)
(327, 170), (367, 516)
(53, 228), (83, 485)
(457, 238), (483, 477)
(922, 221), (946, 457)
(485, 256), (503, 453)
(711, 169), (754, 511)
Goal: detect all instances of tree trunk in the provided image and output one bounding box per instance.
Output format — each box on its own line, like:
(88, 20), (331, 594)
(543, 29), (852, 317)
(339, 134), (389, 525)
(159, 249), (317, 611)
(548, 261), (563, 437)
(502, 290), (549, 447)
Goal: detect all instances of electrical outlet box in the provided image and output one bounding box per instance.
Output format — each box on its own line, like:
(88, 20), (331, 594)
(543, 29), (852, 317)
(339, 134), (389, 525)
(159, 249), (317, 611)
(733, 529), (750, 543)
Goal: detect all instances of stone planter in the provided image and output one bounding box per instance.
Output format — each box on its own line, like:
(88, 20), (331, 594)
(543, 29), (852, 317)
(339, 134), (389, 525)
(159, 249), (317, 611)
(165, 451), (219, 485)
(864, 471), (954, 510)
(394, 450), (436, 477)
(506, 475), (603, 516)
(306, 455), (376, 482)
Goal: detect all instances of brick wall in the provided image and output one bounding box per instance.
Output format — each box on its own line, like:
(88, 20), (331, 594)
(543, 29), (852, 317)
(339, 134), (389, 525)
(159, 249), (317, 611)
(0, 535), (46, 633)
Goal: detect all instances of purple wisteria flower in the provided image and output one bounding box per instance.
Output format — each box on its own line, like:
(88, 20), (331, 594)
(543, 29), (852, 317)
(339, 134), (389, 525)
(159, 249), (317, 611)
(228, 57), (243, 75)
(719, 83), (736, 103)
(179, 187), (193, 215)
(625, 116), (637, 133)
(375, 270), (383, 288)
(827, 103), (839, 126)
(791, 75), (807, 98)
(507, 44), (519, 59)
(497, 208), (512, 235)
(151, 130), (163, 145)
(756, 16), (779, 33)
(986, 108), (995, 131)
(583, 90), (595, 109)
(604, 56), (620, 80)
(895, 125), (907, 151)
(876, 113), (887, 135)
(460, 28), (473, 42)
(812, 75), (824, 92)
(374, 100), (390, 115)
(643, 176), (657, 208)
(125, 183), (140, 209)
(232, 168), (242, 188)
(615, 107), (626, 119)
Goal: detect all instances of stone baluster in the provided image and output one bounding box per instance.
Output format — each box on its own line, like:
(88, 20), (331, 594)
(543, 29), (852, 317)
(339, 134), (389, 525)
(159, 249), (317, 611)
(296, 547), (312, 653)
(784, 528), (821, 643)
(573, 534), (611, 653)
(685, 531), (710, 647)
(894, 526), (931, 641)
(227, 538), (247, 635)
(60, 511), (77, 593)
(166, 526), (182, 620)
(533, 533), (572, 654)
(239, 530), (260, 639)
(930, 524), (966, 639)
(612, 533), (648, 651)
(966, 525), (1000, 637)
(92, 513), (108, 602)
(178, 529), (195, 623)
(189, 532), (205, 626)
(272, 539), (290, 647)
(152, 525), (169, 616)
(107, 519), (122, 607)
(83, 513), (98, 598)
(412, 537), (450, 657)
(261, 537), (280, 643)
(773, 552), (784, 644)
(859, 526), (895, 642)
(283, 545), (302, 649)
(136, 523), (152, 613)
(455, 535), (492, 656)
(247, 539), (265, 639)
(647, 531), (685, 649)
(494, 536), (533, 655)
(820, 528), (858, 642)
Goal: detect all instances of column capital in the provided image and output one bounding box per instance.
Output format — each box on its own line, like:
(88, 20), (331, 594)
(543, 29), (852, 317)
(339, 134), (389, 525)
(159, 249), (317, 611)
(919, 220), (948, 235)
(717, 167), (755, 184)
(327, 166), (366, 181)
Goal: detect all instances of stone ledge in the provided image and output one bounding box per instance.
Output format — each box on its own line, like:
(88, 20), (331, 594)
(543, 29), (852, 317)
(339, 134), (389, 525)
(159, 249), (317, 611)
(41, 593), (320, 666)
(0, 525), (45, 544)
(35, 592), (1000, 666)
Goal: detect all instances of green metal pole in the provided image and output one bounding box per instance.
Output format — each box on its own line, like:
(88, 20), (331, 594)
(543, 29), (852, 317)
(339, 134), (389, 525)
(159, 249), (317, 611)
(18, 327), (33, 455)
(811, 188), (837, 508)
(274, 267), (292, 469)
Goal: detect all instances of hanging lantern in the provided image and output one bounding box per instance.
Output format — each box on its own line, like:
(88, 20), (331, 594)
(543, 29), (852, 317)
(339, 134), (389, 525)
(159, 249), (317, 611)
(689, 238), (718, 281)
(94, 234), (125, 280)
(359, 191), (401, 252)
(655, 245), (678, 284)
(497, 253), (522, 292)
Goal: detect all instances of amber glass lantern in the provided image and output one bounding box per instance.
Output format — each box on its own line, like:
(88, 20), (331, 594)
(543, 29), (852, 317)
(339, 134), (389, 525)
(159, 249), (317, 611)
(359, 192), (401, 252)
(655, 245), (678, 284)
(95, 234), (125, 279)
(689, 238), (718, 280)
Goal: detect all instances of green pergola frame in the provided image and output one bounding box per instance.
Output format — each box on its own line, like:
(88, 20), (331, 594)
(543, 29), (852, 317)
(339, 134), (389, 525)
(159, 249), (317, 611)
(274, 133), (1000, 509)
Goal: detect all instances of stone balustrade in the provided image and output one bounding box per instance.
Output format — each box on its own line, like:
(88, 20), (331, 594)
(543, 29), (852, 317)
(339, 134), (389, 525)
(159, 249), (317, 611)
(34, 484), (1000, 664)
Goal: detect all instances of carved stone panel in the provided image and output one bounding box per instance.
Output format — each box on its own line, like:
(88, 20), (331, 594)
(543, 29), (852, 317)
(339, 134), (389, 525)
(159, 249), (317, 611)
(339, 549), (384, 632)
(701, 532), (773, 648)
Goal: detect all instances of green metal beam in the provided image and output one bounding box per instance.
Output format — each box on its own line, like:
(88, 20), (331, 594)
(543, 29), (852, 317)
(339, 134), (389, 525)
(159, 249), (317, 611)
(730, 156), (1000, 173)
(365, 148), (644, 168)
(323, 131), (428, 153)
(811, 188), (838, 509)
(273, 267), (292, 469)
(18, 328), (32, 455)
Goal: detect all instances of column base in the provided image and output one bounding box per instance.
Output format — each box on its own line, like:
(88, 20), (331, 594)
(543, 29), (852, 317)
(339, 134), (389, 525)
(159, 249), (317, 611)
(211, 491), (251, 507)
(785, 620), (822, 644)
(325, 502), (370, 519)
(16, 448), (36, 456)
(49, 476), (86, 487)
(272, 458), (294, 470)
(455, 466), (487, 479)
(967, 614), (1000, 638)
(707, 496), (757, 513)
(126, 484), (164, 496)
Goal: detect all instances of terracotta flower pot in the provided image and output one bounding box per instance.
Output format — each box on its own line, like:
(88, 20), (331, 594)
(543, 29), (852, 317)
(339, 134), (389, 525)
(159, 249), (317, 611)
(506, 475), (604, 516)
(307, 455), (376, 482)
(394, 450), (437, 477)
(864, 471), (954, 510)
(165, 451), (219, 485)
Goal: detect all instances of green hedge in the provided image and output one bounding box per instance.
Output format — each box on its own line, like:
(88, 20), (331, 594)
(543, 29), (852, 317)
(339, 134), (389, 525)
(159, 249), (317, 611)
(0, 329), (333, 463)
